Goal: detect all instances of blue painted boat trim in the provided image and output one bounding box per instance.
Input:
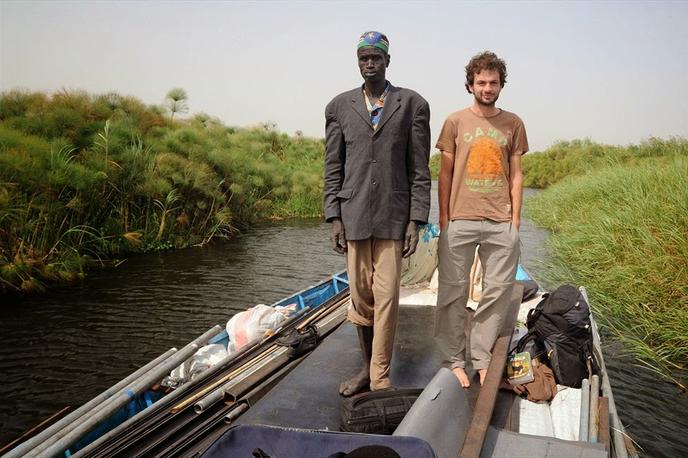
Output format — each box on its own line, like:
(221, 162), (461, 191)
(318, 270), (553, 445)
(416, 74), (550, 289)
(68, 391), (165, 455)
(516, 264), (530, 281)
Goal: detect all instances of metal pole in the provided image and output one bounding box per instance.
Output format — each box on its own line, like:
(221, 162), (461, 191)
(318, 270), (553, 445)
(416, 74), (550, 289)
(31, 325), (222, 458)
(36, 345), (197, 458)
(222, 349), (291, 402)
(72, 305), (334, 457)
(3, 347), (177, 458)
(72, 345), (250, 458)
(175, 344), (278, 413)
(194, 347), (287, 412)
(76, 296), (349, 457)
(224, 403), (249, 423)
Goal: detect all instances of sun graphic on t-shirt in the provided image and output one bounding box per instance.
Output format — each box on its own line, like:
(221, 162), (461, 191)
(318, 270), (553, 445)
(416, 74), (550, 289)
(465, 137), (504, 193)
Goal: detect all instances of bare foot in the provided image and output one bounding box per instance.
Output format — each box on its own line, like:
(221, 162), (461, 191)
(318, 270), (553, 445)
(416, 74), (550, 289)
(478, 369), (487, 386)
(452, 367), (471, 389)
(339, 369), (370, 397)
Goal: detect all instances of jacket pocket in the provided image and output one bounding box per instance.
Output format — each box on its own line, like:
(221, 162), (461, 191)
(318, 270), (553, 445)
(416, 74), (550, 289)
(387, 189), (410, 226)
(336, 188), (353, 200)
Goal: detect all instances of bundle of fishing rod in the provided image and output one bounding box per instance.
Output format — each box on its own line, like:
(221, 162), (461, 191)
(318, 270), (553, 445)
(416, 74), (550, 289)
(6, 288), (351, 458)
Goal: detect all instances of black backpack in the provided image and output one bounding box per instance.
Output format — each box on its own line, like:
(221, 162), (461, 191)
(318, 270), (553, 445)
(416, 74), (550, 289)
(340, 388), (423, 434)
(515, 284), (598, 388)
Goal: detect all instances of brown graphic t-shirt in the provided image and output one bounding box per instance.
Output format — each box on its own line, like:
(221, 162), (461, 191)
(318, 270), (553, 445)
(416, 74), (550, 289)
(436, 108), (528, 222)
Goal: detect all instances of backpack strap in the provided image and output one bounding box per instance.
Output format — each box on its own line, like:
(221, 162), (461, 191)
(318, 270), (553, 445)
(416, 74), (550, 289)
(512, 331), (537, 356)
(526, 293), (548, 329)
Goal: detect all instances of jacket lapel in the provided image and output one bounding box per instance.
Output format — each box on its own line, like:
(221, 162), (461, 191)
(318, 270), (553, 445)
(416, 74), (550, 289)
(350, 89), (373, 130)
(375, 83), (401, 135)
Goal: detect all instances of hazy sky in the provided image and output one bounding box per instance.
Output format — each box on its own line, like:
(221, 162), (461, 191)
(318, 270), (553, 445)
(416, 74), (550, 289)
(2, 0), (687, 152)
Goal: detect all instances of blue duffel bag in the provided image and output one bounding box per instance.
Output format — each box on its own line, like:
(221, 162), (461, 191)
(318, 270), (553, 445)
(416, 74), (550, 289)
(201, 423), (436, 458)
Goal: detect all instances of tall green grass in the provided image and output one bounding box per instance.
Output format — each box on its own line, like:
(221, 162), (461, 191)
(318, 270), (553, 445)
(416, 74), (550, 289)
(522, 137), (688, 188)
(0, 89), (325, 293)
(429, 153), (440, 180)
(526, 152), (688, 389)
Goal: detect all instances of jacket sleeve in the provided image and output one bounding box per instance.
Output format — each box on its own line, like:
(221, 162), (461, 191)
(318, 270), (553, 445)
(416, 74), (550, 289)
(323, 100), (346, 222)
(407, 98), (431, 224)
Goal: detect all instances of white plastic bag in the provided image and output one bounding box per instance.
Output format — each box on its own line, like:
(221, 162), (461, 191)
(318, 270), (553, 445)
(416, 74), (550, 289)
(162, 343), (228, 388)
(550, 385), (582, 441)
(188, 343), (228, 380)
(226, 304), (295, 353)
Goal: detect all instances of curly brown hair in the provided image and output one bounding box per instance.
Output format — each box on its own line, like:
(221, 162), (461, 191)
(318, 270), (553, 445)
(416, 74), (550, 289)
(465, 51), (507, 93)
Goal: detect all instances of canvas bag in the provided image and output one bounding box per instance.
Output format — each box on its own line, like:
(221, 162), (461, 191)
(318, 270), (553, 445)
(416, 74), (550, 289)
(522, 359), (558, 402)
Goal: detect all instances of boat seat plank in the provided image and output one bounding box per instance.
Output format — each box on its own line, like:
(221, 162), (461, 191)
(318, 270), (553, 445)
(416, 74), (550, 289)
(598, 396), (610, 446)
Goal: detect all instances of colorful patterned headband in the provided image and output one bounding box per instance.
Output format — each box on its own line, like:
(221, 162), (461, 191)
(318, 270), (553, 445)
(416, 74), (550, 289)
(357, 31), (389, 54)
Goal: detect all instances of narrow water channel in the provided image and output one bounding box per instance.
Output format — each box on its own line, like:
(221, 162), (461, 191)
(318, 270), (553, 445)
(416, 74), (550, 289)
(0, 189), (685, 457)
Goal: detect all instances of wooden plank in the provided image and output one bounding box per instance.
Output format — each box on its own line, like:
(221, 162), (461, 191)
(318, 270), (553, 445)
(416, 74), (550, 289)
(598, 396), (610, 446)
(459, 285), (523, 458)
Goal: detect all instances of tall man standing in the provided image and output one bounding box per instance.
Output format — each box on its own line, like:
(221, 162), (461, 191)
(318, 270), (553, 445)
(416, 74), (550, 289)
(435, 51), (528, 389)
(324, 31), (431, 396)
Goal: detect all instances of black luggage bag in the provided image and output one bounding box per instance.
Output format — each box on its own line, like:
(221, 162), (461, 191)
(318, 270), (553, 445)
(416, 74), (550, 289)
(340, 388), (423, 434)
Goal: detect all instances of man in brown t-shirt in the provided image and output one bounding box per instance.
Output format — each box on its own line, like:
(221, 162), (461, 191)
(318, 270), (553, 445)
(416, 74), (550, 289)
(434, 51), (528, 389)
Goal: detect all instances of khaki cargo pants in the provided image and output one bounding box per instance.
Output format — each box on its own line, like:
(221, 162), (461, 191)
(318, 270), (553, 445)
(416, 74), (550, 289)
(434, 220), (519, 370)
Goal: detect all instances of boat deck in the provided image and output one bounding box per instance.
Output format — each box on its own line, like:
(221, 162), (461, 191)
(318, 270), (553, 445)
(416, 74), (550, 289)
(236, 304), (445, 430)
(221, 291), (609, 458)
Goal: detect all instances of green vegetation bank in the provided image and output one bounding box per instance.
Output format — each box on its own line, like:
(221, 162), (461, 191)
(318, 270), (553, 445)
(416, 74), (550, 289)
(522, 138), (688, 389)
(0, 89), (324, 294)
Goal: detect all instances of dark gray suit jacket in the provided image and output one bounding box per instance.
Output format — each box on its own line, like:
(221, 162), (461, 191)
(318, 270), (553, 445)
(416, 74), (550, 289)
(324, 83), (431, 241)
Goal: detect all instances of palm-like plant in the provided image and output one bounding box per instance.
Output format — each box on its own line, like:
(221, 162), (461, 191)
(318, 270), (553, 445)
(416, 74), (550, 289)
(153, 189), (182, 241)
(165, 88), (188, 121)
(0, 88), (332, 293)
